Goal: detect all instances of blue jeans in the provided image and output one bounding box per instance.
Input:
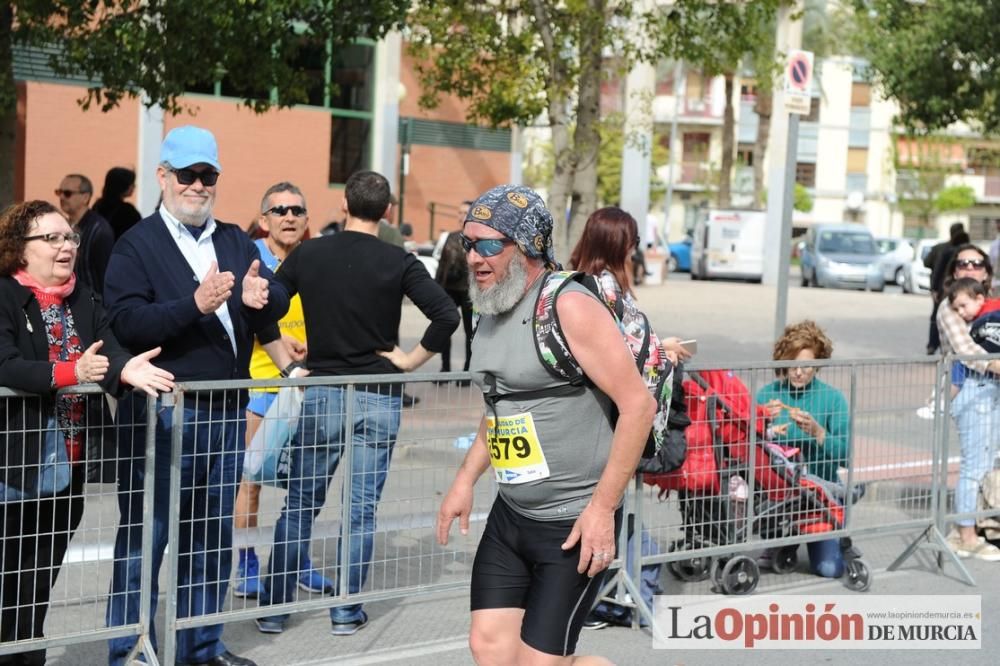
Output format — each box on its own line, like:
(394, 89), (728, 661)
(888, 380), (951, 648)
(261, 386), (401, 624)
(952, 377), (1000, 526)
(106, 394), (243, 665)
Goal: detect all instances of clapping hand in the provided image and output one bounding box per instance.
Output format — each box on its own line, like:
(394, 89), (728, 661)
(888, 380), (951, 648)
(75, 341), (110, 383)
(194, 262), (235, 314)
(120, 347), (175, 397)
(242, 260), (270, 310)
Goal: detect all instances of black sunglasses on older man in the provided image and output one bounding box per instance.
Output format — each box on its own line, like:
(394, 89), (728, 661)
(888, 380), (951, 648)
(265, 205), (307, 218)
(170, 167), (220, 187)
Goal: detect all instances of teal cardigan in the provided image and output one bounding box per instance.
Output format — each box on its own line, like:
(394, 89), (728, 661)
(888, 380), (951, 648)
(756, 377), (850, 483)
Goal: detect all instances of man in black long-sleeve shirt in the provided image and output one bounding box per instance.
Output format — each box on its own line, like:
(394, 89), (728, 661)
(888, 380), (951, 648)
(255, 171), (458, 637)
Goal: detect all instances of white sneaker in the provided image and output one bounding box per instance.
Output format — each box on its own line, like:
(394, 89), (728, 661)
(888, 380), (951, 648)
(952, 537), (1000, 562)
(915, 405), (935, 420)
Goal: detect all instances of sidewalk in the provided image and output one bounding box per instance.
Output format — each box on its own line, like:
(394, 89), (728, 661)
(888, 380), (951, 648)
(43, 529), (998, 665)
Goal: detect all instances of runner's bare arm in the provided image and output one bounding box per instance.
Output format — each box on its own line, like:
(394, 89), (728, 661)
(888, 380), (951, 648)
(556, 290), (656, 574)
(437, 416), (491, 545)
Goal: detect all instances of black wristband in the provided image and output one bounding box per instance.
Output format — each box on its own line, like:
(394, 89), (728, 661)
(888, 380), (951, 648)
(280, 362), (304, 378)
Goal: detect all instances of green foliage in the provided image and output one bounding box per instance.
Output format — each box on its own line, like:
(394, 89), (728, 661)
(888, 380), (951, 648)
(2, 1), (410, 115)
(407, 1), (638, 128)
(850, 0), (1000, 132)
(654, 0), (788, 78)
(793, 182), (814, 213)
(893, 134), (965, 226)
(761, 183), (815, 213)
(596, 114), (670, 205)
(521, 115), (670, 206)
(934, 185), (975, 214)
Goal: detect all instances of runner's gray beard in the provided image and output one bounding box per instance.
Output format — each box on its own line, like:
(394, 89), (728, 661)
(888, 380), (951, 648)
(469, 253), (529, 315)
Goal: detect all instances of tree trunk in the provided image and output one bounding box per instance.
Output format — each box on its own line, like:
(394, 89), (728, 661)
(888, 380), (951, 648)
(0, 5), (16, 208)
(564, 0), (604, 261)
(548, 96), (574, 264)
(752, 86), (772, 210)
(717, 72), (735, 208)
(529, 0), (575, 264)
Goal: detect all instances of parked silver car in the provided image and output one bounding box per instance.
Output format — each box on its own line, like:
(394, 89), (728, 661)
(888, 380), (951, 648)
(799, 223), (885, 291)
(901, 238), (944, 295)
(876, 237), (915, 287)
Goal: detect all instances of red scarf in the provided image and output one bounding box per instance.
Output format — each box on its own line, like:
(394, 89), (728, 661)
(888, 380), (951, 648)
(13, 269), (84, 462)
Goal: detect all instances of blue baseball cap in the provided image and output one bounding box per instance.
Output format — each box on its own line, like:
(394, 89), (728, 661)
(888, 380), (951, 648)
(160, 125), (222, 171)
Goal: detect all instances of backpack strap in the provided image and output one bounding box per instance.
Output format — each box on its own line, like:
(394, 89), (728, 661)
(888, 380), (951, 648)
(532, 270), (605, 384)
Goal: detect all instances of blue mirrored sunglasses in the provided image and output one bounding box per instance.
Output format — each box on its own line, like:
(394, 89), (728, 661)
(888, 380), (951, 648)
(459, 235), (515, 257)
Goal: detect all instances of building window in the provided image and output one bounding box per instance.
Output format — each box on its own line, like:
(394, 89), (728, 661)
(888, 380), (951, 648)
(969, 217), (999, 242)
(847, 148), (868, 173)
(736, 144), (754, 167)
(851, 82), (871, 108)
(330, 44), (374, 112)
(329, 116), (372, 185)
(795, 162), (816, 188)
(846, 172), (868, 193)
(181, 38), (376, 186)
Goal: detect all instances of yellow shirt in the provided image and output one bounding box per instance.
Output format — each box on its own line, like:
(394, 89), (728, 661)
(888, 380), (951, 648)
(249, 239), (306, 386)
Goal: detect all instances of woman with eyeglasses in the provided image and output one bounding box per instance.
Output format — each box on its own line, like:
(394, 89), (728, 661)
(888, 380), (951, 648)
(757, 320), (850, 578)
(0, 201), (174, 662)
(936, 243), (1000, 561)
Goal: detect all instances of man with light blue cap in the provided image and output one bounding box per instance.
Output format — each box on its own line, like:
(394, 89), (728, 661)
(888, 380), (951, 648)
(103, 125), (289, 666)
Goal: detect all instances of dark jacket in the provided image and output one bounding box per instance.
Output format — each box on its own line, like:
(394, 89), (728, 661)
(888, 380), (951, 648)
(435, 232), (469, 293)
(75, 208), (116, 299)
(103, 212), (290, 383)
(0, 278), (130, 493)
(94, 198), (142, 240)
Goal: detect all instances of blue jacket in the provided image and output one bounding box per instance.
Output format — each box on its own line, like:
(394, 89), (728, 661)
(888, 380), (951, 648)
(103, 212), (290, 382)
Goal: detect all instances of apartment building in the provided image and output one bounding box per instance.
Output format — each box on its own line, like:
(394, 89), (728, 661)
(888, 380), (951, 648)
(638, 56), (1000, 244)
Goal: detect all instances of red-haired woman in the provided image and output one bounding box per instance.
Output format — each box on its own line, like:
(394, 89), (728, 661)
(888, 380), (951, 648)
(570, 206), (691, 362)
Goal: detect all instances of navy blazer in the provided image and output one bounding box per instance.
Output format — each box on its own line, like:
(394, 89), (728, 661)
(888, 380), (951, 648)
(103, 212), (290, 383)
(0, 278), (130, 493)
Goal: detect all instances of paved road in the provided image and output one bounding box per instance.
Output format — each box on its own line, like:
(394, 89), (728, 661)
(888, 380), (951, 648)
(36, 271), (993, 666)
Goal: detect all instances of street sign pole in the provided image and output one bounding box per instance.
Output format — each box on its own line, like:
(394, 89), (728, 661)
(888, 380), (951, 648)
(774, 113), (799, 341)
(772, 43), (812, 340)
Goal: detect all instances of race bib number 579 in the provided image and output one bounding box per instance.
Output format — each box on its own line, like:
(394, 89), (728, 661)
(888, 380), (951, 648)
(486, 412), (550, 484)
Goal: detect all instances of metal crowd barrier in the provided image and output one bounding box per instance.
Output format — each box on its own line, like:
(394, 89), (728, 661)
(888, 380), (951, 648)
(2, 355), (999, 661)
(0, 386), (158, 662)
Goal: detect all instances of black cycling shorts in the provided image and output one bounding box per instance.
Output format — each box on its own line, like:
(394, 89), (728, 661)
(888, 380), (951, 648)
(470, 497), (623, 656)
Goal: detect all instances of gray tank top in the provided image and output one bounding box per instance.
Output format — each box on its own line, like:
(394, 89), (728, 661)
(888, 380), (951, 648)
(471, 275), (616, 521)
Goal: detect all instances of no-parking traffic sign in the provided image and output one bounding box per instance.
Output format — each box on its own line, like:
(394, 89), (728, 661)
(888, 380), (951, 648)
(784, 49), (814, 115)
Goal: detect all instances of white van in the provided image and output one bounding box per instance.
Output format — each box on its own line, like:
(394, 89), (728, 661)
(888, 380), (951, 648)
(690, 209), (765, 281)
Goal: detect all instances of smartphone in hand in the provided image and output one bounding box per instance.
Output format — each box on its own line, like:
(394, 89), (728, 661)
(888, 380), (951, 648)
(680, 339), (698, 355)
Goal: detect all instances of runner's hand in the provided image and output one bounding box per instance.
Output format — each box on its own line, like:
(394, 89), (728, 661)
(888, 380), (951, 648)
(561, 503), (616, 577)
(437, 481), (474, 545)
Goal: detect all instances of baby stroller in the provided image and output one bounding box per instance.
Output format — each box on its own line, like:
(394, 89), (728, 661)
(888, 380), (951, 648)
(644, 369), (871, 594)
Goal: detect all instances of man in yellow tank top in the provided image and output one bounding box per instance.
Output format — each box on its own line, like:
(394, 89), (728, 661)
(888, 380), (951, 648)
(234, 182), (333, 598)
